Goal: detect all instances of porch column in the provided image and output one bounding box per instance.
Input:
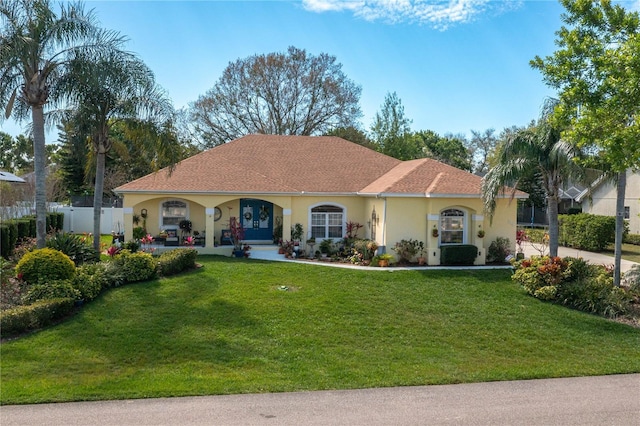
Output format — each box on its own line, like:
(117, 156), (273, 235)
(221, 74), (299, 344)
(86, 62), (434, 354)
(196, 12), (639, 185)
(123, 207), (134, 241)
(472, 214), (486, 265)
(205, 208), (216, 247)
(282, 208), (292, 241)
(426, 214), (440, 265)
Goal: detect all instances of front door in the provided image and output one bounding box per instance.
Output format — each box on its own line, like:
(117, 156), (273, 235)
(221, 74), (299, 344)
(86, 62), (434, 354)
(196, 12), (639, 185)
(240, 199), (273, 241)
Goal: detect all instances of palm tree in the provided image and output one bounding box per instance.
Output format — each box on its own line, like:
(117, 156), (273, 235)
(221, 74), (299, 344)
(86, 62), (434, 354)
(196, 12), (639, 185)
(482, 99), (585, 257)
(0, 0), (124, 248)
(59, 50), (173, 252)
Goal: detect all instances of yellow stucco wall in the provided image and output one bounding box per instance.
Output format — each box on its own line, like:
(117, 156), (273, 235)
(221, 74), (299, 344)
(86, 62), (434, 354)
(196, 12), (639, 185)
(120, 192), (519, 265)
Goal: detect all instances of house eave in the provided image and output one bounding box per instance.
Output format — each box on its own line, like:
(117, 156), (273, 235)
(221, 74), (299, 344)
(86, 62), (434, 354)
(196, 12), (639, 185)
(113, 189), (360, 197)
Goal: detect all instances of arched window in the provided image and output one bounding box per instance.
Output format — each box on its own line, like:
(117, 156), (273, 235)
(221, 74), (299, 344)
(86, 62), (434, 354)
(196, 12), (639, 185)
(311, 205), (344, 239)
(440, 208), (465, 244)
(161, 200), (188, 227)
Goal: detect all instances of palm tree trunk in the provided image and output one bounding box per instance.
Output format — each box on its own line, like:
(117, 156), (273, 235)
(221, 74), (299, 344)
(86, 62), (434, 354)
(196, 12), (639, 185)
(547, 195), (559, 258)
(613, 171), (626, 287)
(92, 148), (106, 254)
(32, 105), (47, 248)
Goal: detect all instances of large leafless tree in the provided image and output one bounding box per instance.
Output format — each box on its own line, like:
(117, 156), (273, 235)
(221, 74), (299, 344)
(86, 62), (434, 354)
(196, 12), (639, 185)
(190, 46), (362, 147)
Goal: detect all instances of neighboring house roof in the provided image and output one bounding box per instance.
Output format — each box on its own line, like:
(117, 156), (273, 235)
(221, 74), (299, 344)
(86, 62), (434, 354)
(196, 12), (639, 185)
(115, 134), (526, 199)
(0, 170), (25, 183)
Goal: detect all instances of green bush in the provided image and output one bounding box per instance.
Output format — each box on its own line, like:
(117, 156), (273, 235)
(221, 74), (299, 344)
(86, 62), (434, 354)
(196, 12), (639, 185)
(14, 219), (31, 240)
(558, 275), (631, 318)
(486, 237), (511, 264)
(0, 223), (18, 259)
(624, 233), (640, 245)
(23, 280), (81, 304)
(391, 239), (419, 263)
(46, 232), (98, 266)
(112, 251), (157, 283)
(512, 256), (632, 318)
(15, 248), (76, 285)
(559, 213), (619, 251)
(72, 263), (109, 301)
(440, 244), (477, 266)
(122, 240), (140, 253)
(132, 226), (146, 240)
(623, 264), (640, 294)
(157, 248), (198, 276)
(0, 297), (75, 338)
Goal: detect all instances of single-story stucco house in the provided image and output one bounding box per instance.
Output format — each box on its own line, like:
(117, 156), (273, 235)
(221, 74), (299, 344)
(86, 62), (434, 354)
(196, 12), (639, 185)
(114, 135), (526, 265)
(576, 170), (640, 235)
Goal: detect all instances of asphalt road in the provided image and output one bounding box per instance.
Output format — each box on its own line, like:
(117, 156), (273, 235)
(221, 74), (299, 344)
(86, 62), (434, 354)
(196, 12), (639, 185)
(2, 374), (639, 425)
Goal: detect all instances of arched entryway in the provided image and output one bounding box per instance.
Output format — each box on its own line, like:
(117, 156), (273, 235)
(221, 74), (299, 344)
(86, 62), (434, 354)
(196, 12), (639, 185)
(240, 199), (274, 241)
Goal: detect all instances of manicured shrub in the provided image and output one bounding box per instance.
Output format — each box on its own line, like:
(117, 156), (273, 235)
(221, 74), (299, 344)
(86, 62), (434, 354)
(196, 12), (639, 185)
(23, 280), (81, 304)
(122, 240), (140, 253)
(558, 213), (619, 251)
(440, 244), (477, 266)
(512, 256), (632, 318)
(486, 237), (511, 264)
(15, 248), (76, 285)
(0, 222), (18, 259)
(112, 251), (157, 283)
(0, 297), (75, 338)
(13, 219), (31, 240)
(624, 233), (640, 246)
(46, 232), (98, 266)
(72, 263), (110, 301)
(157, 248), (198, 276)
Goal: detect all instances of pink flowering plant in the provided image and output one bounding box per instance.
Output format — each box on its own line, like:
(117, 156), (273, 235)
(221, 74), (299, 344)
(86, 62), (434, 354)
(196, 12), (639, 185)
(516, 229), (528, 253)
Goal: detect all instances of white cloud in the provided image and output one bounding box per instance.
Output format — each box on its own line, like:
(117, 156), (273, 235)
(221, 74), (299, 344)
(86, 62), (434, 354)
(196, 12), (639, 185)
(302, 0), (521, 29)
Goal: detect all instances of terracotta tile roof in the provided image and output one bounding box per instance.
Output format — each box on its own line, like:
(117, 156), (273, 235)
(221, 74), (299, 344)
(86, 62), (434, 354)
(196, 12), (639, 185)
(115, 135), (400, 194)
(360, 158), (490, 197)
(114, 134), (527, 198)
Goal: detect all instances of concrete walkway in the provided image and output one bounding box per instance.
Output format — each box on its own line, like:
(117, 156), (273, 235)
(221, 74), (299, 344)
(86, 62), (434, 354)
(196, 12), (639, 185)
(2, 374), (639, 425)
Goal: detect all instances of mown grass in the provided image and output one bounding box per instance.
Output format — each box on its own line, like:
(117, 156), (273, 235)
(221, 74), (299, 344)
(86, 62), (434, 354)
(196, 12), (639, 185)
(604, 243), (640, 264)
(1, 256), (639, 404)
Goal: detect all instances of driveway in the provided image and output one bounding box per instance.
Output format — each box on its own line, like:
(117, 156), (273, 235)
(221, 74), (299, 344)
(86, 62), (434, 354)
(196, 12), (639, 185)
(2, 374), (639, 425)
(522, 242), (639, 274)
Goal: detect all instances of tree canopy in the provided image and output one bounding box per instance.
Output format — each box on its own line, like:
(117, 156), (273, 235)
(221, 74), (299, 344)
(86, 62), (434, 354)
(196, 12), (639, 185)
(531, 0), (640, 285)
(190, 46), (362, 147)
(0, 0), (125, 247)
(370, 92), (416, 160)
(482, 99), (585, 258)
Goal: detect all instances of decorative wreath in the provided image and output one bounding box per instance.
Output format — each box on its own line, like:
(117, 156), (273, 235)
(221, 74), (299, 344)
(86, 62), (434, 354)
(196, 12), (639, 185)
(259, 206), (269, 221)
(244, 211), (253, 221)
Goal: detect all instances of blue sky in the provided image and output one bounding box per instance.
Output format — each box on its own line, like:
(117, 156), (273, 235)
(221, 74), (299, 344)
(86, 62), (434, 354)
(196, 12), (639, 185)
(4, 0), (637, 141)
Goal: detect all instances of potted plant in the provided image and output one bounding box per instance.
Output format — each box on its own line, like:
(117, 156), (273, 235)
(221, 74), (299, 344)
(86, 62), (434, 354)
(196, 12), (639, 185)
(229, 216), (245, 257)
(432, 226), (439, 238)
(319, 239), (333, 258)
(477, 226), (485, 238)
(376, 253), (394, 267)
(291, 223), (304, 242)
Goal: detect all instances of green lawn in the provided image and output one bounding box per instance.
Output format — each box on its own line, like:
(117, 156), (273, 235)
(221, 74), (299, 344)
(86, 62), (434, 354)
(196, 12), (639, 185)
(1, 256), (639, 404)
(605, 243), (640, 264)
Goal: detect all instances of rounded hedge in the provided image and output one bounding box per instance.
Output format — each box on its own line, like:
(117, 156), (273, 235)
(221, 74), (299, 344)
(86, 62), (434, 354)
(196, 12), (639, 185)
(15, 248), (76, 284)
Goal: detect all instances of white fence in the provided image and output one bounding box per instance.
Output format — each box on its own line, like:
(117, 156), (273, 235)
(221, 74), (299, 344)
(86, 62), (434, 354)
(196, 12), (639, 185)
(57, 206), (125, 235)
